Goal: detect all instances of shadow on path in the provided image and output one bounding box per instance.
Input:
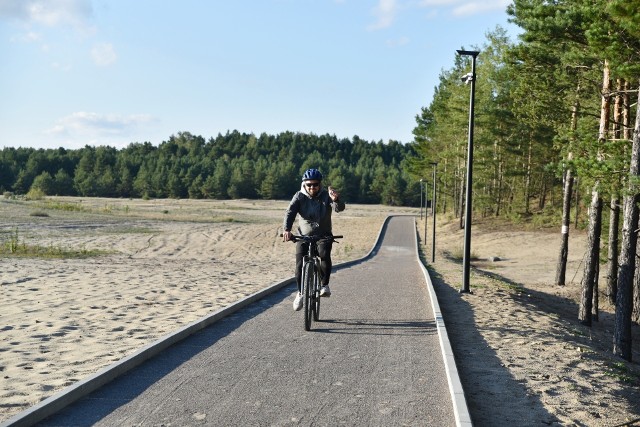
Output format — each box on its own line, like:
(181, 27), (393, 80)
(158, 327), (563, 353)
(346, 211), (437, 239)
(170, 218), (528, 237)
(312, 318), (437, 336)
(426, 262), (560, 426)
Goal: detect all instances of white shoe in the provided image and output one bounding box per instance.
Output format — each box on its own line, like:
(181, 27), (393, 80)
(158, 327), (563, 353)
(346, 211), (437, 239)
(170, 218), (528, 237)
(320, 285), (331, 297)
(293, 293), (303, 311)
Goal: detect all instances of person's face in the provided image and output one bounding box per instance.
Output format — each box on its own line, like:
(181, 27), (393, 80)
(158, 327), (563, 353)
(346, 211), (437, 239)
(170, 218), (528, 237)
(304, 180), (321, 195)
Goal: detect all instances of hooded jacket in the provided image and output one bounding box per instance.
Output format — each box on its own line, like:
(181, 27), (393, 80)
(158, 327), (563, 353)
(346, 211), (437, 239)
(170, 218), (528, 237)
(283, 183), (346, 236)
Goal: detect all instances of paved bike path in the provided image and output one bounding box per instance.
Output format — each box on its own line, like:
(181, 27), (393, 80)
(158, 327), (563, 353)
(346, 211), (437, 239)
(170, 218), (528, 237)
(35, 215), (461, 426)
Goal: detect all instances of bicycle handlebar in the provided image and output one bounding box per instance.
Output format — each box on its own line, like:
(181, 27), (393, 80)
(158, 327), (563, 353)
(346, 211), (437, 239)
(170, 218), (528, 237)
(280, 234), (343, 242)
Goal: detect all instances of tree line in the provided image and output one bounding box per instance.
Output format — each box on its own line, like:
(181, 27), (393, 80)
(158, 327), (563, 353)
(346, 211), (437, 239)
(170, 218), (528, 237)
(409, 0), (640, 360)
(0, 130), (418, 206)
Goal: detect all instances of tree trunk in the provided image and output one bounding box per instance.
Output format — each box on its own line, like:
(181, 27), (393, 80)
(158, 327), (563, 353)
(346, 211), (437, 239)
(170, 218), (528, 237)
(614, 79), (624, 139)
(579, 189), (602, 326)
(593, 260), (599, 322)
(442, 160), (448, 215)
(633, 244), (640, 324)
(580, 61), (610, 326)
(624, 80), (631, 140)
(556, 91), (580, 286)
(574, 177), (580, 229)
(614, 82), (640, 361)
(556, 168), (574, 286)
(607, 80), (624, 305)
(539, 175), (547, 210)
(495, 162), (503, 216)
(524, 139), (533, 214)
(607, 195), (620, 305)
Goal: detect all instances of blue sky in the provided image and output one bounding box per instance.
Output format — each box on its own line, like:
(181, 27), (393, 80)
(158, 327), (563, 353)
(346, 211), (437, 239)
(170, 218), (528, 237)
(0, 0), (518, 150)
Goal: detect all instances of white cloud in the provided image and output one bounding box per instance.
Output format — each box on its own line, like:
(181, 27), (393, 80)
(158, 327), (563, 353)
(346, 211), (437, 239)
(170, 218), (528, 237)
(46, 112), (155, 139)
(9, 30), (40, 43)
(452, 0), (511, 16)
(0, 0), (92, 28)
(418, 0), (510, 16)
(368, 0), (398, 31)
(420, 0), (464, 7)
(366, 0), (510, 31)
(419, 0), (460, 5)
(91, 42), (117, 66)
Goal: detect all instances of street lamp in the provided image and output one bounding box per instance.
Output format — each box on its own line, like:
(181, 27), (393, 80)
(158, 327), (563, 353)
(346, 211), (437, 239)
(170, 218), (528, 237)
(431, 162), (438, 263)
(419, 179), (424, 220)
(424, 179), (428, 245)
(457, 49), (479, 294)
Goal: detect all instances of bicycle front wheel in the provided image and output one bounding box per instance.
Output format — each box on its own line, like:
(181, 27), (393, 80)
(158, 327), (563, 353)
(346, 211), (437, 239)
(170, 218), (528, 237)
(313, 265), (321, 321)
(303, 261), (314, 331)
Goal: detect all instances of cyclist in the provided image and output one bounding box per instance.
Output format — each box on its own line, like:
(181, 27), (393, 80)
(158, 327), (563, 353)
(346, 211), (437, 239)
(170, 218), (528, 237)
(282, 168), (345, 311)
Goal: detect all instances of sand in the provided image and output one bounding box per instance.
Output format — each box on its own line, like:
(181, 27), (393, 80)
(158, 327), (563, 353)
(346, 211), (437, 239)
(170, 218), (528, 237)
(429, 217), (640, 426)
(1, 197), (639, 426)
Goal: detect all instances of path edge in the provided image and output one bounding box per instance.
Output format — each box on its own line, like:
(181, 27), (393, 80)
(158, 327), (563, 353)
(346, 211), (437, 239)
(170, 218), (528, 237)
(412, 217), (473, 427)
(1, 216), (392, 427)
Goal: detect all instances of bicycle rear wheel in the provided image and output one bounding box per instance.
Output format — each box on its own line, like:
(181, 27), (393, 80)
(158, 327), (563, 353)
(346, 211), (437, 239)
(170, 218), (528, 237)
(303, 261), (313, 331)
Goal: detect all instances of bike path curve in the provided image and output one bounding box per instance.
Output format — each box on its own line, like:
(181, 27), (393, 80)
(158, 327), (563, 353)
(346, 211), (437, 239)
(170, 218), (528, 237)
(6, 215), (471, 427)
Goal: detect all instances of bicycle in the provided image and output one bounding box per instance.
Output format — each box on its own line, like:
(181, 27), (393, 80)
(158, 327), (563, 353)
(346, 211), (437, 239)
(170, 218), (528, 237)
(284, 234), (342, 331)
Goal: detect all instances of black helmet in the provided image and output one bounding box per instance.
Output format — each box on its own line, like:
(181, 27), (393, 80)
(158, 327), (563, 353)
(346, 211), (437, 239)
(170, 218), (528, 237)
(302, 168), (323, 181)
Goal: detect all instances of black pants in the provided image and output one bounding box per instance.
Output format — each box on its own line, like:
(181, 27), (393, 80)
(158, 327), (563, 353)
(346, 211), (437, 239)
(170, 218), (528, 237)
(295, 238), (333, 293)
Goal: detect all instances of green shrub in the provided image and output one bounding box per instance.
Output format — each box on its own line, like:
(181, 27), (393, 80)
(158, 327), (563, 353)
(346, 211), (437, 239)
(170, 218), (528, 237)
(25, 188), (46, 201)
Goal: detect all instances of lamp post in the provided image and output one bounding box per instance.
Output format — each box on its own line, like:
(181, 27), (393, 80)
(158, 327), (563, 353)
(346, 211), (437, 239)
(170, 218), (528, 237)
(457, 49), (479, 294)
(424, 179), (428, 245)
(431, 162), (438, 263)
(419, 179), (424, 220)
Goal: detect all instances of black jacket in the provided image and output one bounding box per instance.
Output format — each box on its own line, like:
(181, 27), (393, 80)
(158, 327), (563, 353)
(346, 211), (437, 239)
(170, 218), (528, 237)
(283, 184), (345, 236)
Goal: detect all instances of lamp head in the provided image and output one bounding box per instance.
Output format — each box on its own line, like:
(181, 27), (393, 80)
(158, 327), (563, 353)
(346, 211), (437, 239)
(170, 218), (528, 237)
(461, 72), (474, 84)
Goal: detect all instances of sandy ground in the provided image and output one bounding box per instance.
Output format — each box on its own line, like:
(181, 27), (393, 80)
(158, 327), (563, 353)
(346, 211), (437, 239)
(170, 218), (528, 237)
(0, 197), (406, 422)
(427, 217), (640, 426)
(1, 197), (640, 426)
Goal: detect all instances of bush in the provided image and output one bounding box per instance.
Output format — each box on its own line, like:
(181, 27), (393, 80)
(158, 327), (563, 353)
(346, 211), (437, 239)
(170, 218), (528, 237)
(25, 188), (46, 201)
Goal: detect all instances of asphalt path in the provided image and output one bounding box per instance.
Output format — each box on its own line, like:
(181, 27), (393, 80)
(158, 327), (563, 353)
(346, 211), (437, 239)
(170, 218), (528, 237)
(36, 215), (456, 426)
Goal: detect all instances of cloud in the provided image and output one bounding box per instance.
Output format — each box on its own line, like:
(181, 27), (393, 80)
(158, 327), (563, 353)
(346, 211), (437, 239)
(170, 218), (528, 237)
(9, 30), (40, 43)
(366, 0), (509, 31)
(419, 0), (510, 16)
(419, 0), (459, 5)
(368, 0), (398, 31)
(91, 42), (117, 66)
(0, 0), (93, 28)
(46, 112), (155, 140)
(452, 0), (511, 16)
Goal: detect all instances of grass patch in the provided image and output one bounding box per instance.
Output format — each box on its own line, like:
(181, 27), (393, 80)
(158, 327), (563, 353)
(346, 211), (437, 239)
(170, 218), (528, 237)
(0, 228), (110, 259)
(503, 281), (525, 293)
(570, 327), (588, 338)
(604, 361), (638, 384)
(211, 216), (235, 223)
(35, 200), (90, 212)
(445, 245), (480, 262)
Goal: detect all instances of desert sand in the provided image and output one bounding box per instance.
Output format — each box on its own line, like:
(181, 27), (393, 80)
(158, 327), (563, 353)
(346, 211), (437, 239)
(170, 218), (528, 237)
(1, 197), (639, 426)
